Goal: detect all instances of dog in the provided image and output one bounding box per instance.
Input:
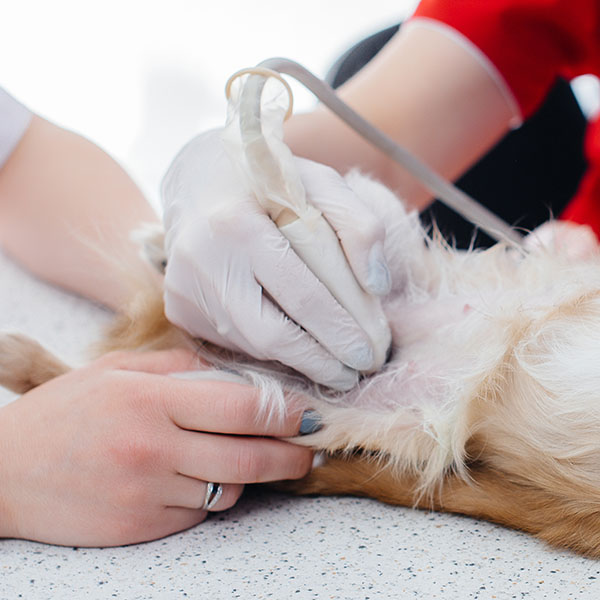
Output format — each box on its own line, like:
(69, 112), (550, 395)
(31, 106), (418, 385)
(2, 169), (600, 557)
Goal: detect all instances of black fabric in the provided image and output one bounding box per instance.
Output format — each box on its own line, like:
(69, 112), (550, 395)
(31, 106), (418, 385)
(327, 24), (588, 248)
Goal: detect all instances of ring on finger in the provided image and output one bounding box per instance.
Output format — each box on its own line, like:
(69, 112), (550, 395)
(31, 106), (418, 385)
(202, 482), (223, 511)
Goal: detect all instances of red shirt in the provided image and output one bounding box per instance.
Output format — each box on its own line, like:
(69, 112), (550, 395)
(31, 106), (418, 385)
(413, 0), (600, 234)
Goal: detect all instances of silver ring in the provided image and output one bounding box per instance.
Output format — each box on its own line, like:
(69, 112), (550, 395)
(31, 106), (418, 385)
(202, 482), (223, 511)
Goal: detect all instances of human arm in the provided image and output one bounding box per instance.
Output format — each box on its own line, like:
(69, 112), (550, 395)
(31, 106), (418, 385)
(0, 113), (160, 310)
(284, 23), (519, 211)
(285, 0), (599, 211)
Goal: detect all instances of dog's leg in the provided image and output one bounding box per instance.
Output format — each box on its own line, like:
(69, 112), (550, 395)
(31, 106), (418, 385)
(96, 224), (191, 355)
(0, 333), (71, 393)
(280, 454), (600, 557)
(97, 287), (189, 355)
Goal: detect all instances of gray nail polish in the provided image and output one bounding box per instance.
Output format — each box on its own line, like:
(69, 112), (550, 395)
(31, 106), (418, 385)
(366, 241), (391, 296)
(299, 410), (323, 435)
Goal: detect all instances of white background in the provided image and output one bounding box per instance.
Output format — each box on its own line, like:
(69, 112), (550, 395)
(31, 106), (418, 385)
(0, 0), (418, 206)
(1, 1), (598, 209)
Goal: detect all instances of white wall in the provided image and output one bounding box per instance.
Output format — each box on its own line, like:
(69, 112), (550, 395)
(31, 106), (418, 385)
(1, 1), (418, 206)
(2, 1), (597, 209)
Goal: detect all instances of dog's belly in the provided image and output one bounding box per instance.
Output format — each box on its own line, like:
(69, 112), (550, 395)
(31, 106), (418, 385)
(337, 288), (488, 413)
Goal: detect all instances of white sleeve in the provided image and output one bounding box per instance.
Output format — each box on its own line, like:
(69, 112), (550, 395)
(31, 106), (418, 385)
(0, 87), (32, 168)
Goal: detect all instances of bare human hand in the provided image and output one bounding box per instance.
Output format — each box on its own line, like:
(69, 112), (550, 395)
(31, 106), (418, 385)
(0, 349), (313, 547)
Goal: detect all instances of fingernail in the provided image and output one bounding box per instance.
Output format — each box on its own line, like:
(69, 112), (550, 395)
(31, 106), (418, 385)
(327, 366), (359, 391)
(344, 343), (374, 371)
(366, 241), (391, 296)
(299, 410), (323, 435)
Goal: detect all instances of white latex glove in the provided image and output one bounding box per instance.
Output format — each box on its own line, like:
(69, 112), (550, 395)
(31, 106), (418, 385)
(161, 130), (391, 391)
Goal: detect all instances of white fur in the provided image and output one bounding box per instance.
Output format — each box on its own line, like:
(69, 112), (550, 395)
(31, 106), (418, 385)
(138, 170), (600, 496)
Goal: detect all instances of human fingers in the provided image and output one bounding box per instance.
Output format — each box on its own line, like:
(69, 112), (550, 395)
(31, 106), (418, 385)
(230, 295), (359, 391)
(168, 207), (364, 389)
(163, 260), (355, 391)
(296, 157), (391, 296)
(250, 211), (374, 372)
(163, 210), (362, 388)
(174, 431), (313, 484)
(159, 378), (311, 437)
(164, 475), (244, 512)
(153, 508), (209, 541)
(163, 286), (239, 352)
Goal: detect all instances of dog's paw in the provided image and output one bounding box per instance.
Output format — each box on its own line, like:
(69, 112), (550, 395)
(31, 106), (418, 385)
(130, 222), (167, 274)
(0, 332), (71, 394)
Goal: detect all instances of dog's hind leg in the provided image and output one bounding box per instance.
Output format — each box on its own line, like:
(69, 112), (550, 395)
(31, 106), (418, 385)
(279, 454), (600, 557)
(0, 333), (70, 393)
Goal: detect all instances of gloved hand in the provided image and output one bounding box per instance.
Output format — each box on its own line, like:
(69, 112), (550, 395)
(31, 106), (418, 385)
(161, 130), (391, 391)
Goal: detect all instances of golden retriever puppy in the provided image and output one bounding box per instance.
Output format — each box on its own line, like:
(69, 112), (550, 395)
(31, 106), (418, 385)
(2, 171), (600, 557)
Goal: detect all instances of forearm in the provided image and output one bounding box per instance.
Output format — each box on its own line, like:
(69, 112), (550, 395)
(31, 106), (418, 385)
(0, 115), (160, 310)
(285, 23), (519, 210)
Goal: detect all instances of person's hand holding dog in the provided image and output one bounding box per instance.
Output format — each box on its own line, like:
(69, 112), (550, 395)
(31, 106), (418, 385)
(161, 130), (390, 391)
(0, 349), (313, 546)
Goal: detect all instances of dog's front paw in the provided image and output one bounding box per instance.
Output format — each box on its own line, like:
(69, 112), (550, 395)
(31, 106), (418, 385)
(0, 333), (71, 394)
(130, 222), (167, 274)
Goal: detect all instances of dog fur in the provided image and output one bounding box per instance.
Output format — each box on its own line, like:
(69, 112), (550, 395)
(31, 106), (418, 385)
(3, 171), (600, 556)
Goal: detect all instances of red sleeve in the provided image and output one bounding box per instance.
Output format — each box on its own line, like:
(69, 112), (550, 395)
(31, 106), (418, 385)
(560, 117), (600, 235)
(412, 0), (600, 118)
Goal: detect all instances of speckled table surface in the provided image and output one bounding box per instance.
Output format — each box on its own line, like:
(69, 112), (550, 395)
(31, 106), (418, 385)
(1, 248), (599, 600)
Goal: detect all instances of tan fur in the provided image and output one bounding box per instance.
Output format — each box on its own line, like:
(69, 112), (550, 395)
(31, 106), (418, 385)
(4, 172), (600, 557)
(97, 286), (191, 355)
(279, 451), (600, 557)
(0, 333), (70, 393)
(88, 287), (600, 556)
(4, 264), (600, 556)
